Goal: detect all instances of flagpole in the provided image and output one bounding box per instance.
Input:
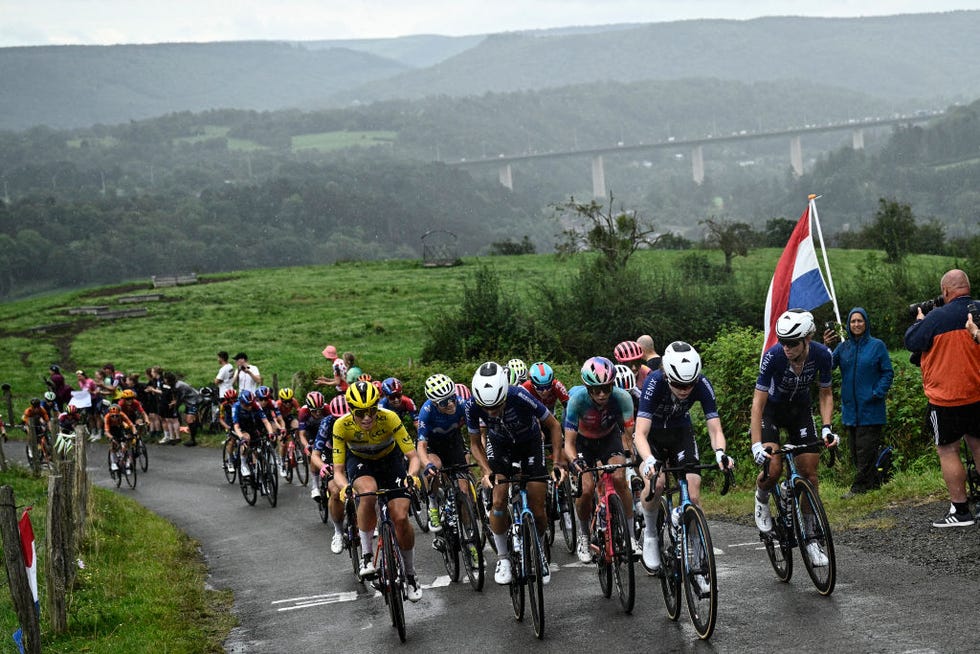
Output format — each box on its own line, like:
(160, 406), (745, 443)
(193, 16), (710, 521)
(808, 194), (842, 324)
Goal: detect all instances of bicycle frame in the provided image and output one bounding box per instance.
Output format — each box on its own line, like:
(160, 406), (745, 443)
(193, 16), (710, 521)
(576, 462), (630, 562)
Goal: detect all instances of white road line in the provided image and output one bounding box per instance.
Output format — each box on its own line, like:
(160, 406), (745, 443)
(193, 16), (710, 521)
(273, 591), (359, 611)
(727, 541), (764, 548)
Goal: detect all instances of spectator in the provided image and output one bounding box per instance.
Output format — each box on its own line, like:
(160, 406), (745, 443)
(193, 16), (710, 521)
(232, 352), (261, 393)
(342, 352), (362, 385)
(314, 345), (348, 393)
(214, 351), (234, 396)
(904, 269), (980, 527)
(164, 372), (202, 447)
(47, 365), (73, 407)
(637, 334), (662, 370)
(824, 308), (894, 497)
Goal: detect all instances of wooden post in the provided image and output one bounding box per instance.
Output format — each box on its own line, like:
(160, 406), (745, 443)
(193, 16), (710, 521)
(74, 423), (89, 543)
(0, 486), (42, 654)
(0, 420), (8, 472)
(1, 383), (13, 431)
(46, 463), (73, 633)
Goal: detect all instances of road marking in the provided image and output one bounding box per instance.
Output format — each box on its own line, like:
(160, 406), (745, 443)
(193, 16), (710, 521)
(727, 541), (763, 548)
(273, 591), (358, 611)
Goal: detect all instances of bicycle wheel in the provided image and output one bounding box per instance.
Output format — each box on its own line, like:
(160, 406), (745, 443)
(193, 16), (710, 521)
(263, 449), (279, 507)
(439, 504), (460, 581)
(558, 476), (577, 554)
(137, 437), (149, 473)
(239, 453), (257, 506)
(793, 478), (836, 596)
(609, 495), (635, 614)
(509, 537), (525, 621)
(544, 480), (556, 547)
(344, 501), (363, 582)
(295, 440), (310, 486)
(222, 438), (237, 484)
(380, 522), (407, 643)
(596, 501), (612, 598)
(763, 491), (793, 582)
(457, 493), (485, 591)
(523, 519), (545, 640)
(123, 450), (138, 488)
(658, 497), (681, 621)
(108, 449), (122, 488)
(410, 485), (430, 533)
(317, 478), (330, 523)
(682, 505), (717, 640)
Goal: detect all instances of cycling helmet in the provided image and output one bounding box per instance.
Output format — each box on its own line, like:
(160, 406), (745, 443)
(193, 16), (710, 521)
(255, 386), (272, 400)
(662, 341), (702, 385)
(381, 377), (403, 396)
(528, 362), (554, 389)
(580, 356), (616, 386)
(614, 340), (644, 363)
(278, 387), (294, 401)
(346, 381), (380, 410)
(239, 389), (255, 404)
(358, 373), (373, 382)
(223, 388), (238, 401)
(44, 391), (56, 401)
(108, 404), (121, 414)
(775, 309), (816, 340)
(424, 373), (456, 402)
(614, 364), (636, 391)
(304, 391), (325, 410)
(329, 394), (349, 418)
(373, 380), (383, 394)
(454, 383), (471, 402)
(120, 389), (136, 400)
(50, 365), (61, 373)
(66, 404), (79, 415)
(472, 362), (509, 407)
(506, 358), (528, 384)
(30, 397), (41, 407)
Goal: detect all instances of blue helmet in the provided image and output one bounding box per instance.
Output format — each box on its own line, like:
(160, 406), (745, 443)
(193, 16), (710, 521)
(239, 389), (254, 404)
(528, 362), (554, 389)
(255, 385), (272, 400)
(381, 377), (403, 396)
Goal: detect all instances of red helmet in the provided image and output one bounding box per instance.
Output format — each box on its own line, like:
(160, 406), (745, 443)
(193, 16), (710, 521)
(305, 391), (325, 410)
(329, 395), (349, 418)
(454, 383), (471, 401)
(614, 340), (644, 363)
(223, 388), (238, 401)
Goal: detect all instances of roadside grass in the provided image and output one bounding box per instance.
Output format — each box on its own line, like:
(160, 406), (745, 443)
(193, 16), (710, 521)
(0, 464), (234, 653)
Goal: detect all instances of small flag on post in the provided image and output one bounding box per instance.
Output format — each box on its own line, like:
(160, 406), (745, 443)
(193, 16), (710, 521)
(762, 200), (832, 355)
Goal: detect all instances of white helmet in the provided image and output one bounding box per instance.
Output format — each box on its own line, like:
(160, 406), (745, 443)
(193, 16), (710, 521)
(472, 361), (509, 407)
(614, 364), (635, 391)
(776, 309), (815, 340)
(662, 341), (702, 385)
(506, 358), (528, 384)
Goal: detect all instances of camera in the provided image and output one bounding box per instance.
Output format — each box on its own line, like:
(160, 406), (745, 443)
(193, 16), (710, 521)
(969, 300), (979, 323)
(908, 295), (944, 321)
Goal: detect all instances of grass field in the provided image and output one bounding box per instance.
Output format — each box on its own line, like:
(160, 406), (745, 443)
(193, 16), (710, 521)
(291, 130), (397, 152)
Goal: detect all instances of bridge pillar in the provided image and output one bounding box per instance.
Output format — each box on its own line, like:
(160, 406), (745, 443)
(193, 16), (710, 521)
(591, 155), (606, 199)
(851, 128), (865, 150)
(790, 135), (803, 177)
(691, 145), (705, 185)
(498, 163), (513, 190)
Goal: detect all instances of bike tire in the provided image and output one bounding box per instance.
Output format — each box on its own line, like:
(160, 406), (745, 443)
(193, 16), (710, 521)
(682, 504), (717, 640)
(137, 438), (149, 473)
(523, 519), (545, 640)
(558, 476), (577, 554)
(222, 438), (237, 484)
(793, 478), (836, 596)
(264, 449), (279, 507)
(108, 449), (123, 488)
(440, 502), (461, 581)
(317, 478), (330, 523)
(658, 496), (681, 621)
(457, 493), (485, 591)
(411, 486), (430, 533)
(509, 540), (525, 621)
(763, 490), (793, 582)
(124, 450), (138, 488)
(344, 500), (363, 583)
(239, 453), (257, 506)
(609, 495), (635, 614)
(381, 522), (407, 643)
(295, 441), (310, 486)
(596, 495), (612, 598)
(544, 480), (556, 546)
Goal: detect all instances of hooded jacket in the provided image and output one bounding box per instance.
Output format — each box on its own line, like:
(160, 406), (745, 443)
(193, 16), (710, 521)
(831, 307), (894, 426)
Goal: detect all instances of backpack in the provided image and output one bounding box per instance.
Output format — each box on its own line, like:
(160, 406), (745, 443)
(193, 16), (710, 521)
(874, 444), (894, 486)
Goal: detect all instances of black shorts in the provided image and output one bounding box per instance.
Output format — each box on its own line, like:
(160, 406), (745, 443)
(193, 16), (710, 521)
(486, 434), (547, 478)
(926, 401), (980, 446)
(574, 432), (625, 466)
(345, 449), (409, 499)
(646, 425), (700, 472)
(425, 440), (468, 468)
(761, 402), (817, 446)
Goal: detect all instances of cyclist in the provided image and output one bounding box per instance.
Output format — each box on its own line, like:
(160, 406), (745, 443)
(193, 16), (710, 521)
(417, 373), (469, 534)
(104, 404), (137, 472)
(614, 364), (640, 413)
(296, 390), (324, 455)
(332, 381), (423, 602)
(118, 389), (149, 427)
(466, 361), (564, 585)
(615, 340), (653, 393)
(255, 385), (284, 434)
(506, 358), (529, 385)
(22, 398), (52, 462)
(219, 389), (237, 433)
(232, 389), (277, 478)
(379, 377), (419, 441)
(562, 356), (638, 563)
(455, 383), (471, 403)
(522, 362), (569, 417)
(41, 391), (60, 417)
(276, 387), (301, 477)
(312, 394), (348, 554)
(750, 309), (838, 567)
(634, 342), (733, 572)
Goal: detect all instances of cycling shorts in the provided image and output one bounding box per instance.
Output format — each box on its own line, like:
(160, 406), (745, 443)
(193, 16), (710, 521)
(345, 449), (410, 500)
(425, 440), (468, 468)
(761, 402), (817, 446)
(645, 425), (700, 473)
(485, 434), (547, 478)
(574, 432), (625, 466)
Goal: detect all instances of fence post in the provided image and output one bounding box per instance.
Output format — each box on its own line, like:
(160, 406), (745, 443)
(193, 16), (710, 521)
(74, 423), (89, 543)
(1, 383), (13, 471)
(46, 462), (74, 633)
(0, 486), (42, 654)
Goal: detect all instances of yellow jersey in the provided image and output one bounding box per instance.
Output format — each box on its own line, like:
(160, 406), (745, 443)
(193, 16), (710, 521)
(332, 408), (414, 466)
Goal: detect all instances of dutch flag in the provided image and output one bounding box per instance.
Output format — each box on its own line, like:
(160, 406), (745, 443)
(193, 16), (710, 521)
(12, 508), (38, 654)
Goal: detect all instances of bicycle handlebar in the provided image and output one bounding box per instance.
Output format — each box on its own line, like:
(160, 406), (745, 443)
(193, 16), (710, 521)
(642, 462), (735, 502)
(571, 461), (632, 498)
(760, 440), (837, 481)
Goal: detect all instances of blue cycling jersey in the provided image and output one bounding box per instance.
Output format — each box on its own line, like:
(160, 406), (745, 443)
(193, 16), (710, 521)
(563, 385), (634, 439)
(312, 414), (337, 454)
(756, 342), (832, 406)
(417, 399), (466, 446)
(465, 385), (550, 444)
(231, 400), (268, 427)
(637, 369), (720, 429)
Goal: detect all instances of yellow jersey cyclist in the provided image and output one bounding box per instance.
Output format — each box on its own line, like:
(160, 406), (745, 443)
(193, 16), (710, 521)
(332, 381), (423, 602)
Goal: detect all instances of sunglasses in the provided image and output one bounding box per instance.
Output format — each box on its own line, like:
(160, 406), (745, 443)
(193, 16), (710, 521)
(388, 393), (403, 401)
(587, 384), (613, 396)
(352, 407), (378, 419)
(669, 380), (695, 391)
(532, 383), (554, 393)
(436, 397), (456, 408)
(778, 338), (804, 348)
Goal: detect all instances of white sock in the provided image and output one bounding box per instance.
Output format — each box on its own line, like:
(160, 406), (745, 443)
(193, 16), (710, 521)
(644, 507), (658, 537)
(330, 518), (343, 533)
(493, 532), (509, 556)
(359, 529), (374, 555)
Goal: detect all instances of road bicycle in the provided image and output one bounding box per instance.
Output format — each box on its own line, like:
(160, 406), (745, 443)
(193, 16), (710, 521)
(430, 463), (485, 591)
(340, 490), (363, 582)
(222, 432), (239, 484)
(497, 469), (550, 640)
(316, 466), (332, 523)
(649, 461), (734, 640)
(24, 419), (52, 469)
(357, 486), (412, 643)
(281, 428), (309, 486)
(407, 475), (431, 533)
(197, 385), (222, 433)
(759, 441), (837, 596)
(132, 423), (149, 473)
(574, 461), (635, 613)
(238, 432), (278, 507)
(108, 438), (138, 489)
(545, 467), (577, 555)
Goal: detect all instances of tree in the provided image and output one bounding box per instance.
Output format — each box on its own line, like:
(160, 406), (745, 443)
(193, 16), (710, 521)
(554, 194), (659, 272)
(863, 198), (917, 263)
(763, 217), (797, 247)
(700, 217), (755, 273)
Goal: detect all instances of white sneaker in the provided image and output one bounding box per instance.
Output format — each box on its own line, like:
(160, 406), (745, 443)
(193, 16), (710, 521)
(576, 534), (591, 563)
(158, 436), (169, 445)
(330, 532), (343, 555)
(494, 557), (513, 584)
(541, 561), (551, 585)
(110, 461), (119, 472)
(642, 534), (662, 572)
(226, 463), (235, 474)
(359, 554), (376, 579)
(754, 493), (773, 532)
(279, 466), (287, 478)
(806, 542), (829, 567)
(240, 462), (251, 477)
(405, 576), (422, 602)
(692, 573), (709, 595)
(310, 485), (322, 501)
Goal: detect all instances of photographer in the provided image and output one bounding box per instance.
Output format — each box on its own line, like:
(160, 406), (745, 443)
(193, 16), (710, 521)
(232, 352), (262, 394)
(823, 308), (893, 497)
(904, 269), (980, 527)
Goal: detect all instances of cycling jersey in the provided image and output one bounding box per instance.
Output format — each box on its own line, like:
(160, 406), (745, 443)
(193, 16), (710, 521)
(312, 414), (337, 455)
(277, 398), (300, 420)
(331, 408), (414, 467)
(119, 399), (146, 421)
(417, 399), (466, 453)
(232, 401), (268, 429)
(563, 385), (634, 439)
(637, 370), (720, 429)
(297, 406), (324, 436)
(173, 380), (201, 408)
(257, 400), (282, 421)
(104, 412), (135, 439)
(379, 395), (418, 423)
(465, 385), (551, 445)
(520, 379), (570, 414)
(756, 342), (832, 407)
(22, 406), (51, 425)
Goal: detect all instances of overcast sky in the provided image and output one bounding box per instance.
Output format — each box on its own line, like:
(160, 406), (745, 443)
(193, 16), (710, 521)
(2, 1), (979, 47)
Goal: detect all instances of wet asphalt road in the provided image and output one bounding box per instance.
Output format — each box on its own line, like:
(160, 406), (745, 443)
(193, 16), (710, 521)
(80, 442), (979, 653)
